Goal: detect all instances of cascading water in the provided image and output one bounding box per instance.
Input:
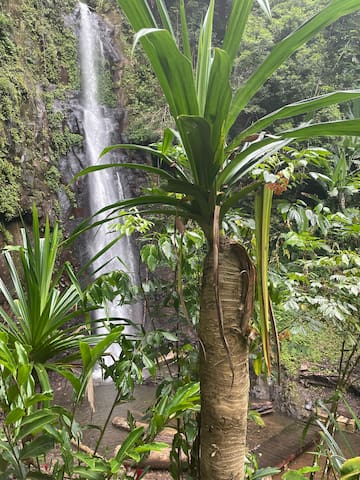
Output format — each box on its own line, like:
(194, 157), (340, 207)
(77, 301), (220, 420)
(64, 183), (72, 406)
(78, 2), (142, 378)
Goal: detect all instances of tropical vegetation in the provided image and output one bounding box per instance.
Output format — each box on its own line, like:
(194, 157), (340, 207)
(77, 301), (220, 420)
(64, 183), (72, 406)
(71, 0), (360, 478)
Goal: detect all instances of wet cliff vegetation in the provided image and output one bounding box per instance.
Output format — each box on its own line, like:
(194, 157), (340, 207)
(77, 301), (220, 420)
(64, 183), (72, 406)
(0, 0), (359, 230)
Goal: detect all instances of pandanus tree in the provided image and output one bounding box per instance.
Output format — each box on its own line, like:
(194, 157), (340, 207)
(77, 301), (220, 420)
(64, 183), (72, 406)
(75, 0), (360, 478)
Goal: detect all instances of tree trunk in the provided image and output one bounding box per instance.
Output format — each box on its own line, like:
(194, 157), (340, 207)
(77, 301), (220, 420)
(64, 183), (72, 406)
(199, 238), (254, 480)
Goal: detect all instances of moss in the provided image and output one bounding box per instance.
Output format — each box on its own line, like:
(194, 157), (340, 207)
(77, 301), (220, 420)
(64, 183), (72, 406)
(0, 158), (21, 221)
(0, 0), (82, 221)
(97, 64), (117, 107)
(0, 223), (13, 244)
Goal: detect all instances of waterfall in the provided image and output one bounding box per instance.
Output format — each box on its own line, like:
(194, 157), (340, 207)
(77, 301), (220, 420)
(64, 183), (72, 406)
(78, 2), (142, 378)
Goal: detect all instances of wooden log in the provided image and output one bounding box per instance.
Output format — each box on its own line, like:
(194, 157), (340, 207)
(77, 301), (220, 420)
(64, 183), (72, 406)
(114, 444), (187, 470)
(112, 416), (176, 443)
(250, 400), (274, 415)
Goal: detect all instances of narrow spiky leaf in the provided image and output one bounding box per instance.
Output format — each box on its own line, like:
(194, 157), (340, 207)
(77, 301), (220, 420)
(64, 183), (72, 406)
(255, 0), (271, 19)
(280, 119), (360, 139)
(155, 0), (175, 38)
(179, 0), (191, 60)
(218, 137), (291, 188)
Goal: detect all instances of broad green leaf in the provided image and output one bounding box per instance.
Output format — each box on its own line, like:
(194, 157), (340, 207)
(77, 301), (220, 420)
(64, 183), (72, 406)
(253, 354), (263, 376)
(204, 48), (232, 168)
(196, 0), (215, 114)
(17, 411), (58, 440)
(227, 0), (360, 132)
(161, 128), (175, 154)
(252, 467), (281, 480)
(72, 467), (106, 480)
(134, 442), (169, 454)
(282, 471), (307, 480)
(19, 435), (54, 460)
(133, 28), (198, 119)
(24, 391), (53, 408)
(340, 457), (360, 479)
(114, 426), (144, 463)
(80, 342), (92, 369)
(176, 115), (216, 189)
(5, 407), (25, 426)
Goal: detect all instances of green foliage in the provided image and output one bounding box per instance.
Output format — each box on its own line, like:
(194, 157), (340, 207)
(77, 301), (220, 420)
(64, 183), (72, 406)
(140, 220), (206, 328)
(0, 206), (174, 479)
(340, 457), (360, 480)
(244, 453), (280, 480)
(232, 0), (359, 130)
(0, 207), (108, 387)
(0, 326), (167, 479)
(75, 2), (360, 477)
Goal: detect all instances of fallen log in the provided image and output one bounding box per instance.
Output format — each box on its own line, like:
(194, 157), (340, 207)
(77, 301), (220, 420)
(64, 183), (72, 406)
(114, 444), (187, 470)
(250, 400), (274, 415)
(112, 416), (176, 443)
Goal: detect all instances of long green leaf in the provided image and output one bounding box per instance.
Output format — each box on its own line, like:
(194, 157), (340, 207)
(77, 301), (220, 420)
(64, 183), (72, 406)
(279, 119), (360, 139)
(17, 410), (58, 441)
(19, 435), (54, 460)
(204, 48), (232, 168)
(179, 0), (191, 60)
(176, 115), (217, 190)
(155, 0), (175, 38)
(117, 0), (156, 31)
(73, 161), (182, 184)
(133, 28), (198, 119)
(254, 186), (273, 372)
(222, 0), (254, 63)
(218, 137), (291, 187)
(228, 90), (360, 151)
(227, 0), (360, 132)
(196, 0), (215, 114)
(114, 426), (144, 463)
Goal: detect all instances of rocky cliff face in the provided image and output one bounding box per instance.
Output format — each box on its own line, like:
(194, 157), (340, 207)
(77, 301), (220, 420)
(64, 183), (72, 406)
(0, 0), (142, 281)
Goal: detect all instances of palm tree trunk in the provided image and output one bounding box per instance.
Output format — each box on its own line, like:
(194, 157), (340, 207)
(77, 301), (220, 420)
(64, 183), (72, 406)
(199, 238), (254, 480)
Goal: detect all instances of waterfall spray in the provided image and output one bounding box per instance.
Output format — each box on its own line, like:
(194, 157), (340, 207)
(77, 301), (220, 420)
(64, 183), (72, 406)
(78, 3), (142, 379)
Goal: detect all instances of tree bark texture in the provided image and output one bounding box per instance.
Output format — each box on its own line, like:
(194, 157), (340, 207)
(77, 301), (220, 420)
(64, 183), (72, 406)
(199, 239), (253, 480)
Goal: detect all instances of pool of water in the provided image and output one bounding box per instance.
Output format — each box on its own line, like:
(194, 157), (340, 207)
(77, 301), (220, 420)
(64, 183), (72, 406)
(53, 377), (360, 473)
